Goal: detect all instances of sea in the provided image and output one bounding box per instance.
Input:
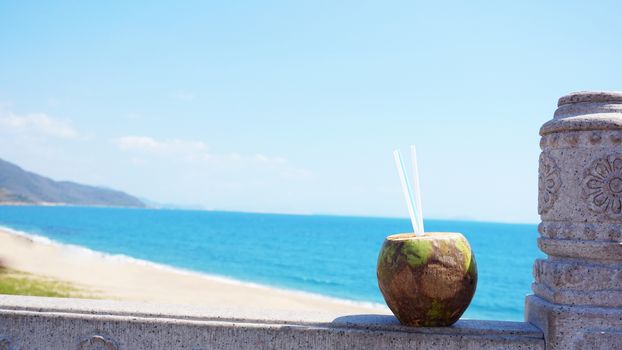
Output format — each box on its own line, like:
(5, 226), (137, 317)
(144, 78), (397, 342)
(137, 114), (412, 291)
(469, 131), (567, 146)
(0, 206), (543, 321)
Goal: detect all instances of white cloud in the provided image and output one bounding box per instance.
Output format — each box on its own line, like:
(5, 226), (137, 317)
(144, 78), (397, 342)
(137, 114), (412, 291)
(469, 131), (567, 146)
(113, 135), (286, 165)
(171, 91), (196, 101)
(0, 111), (78, 139)
(115, 136), (207, 155)
(253, 154), (287, 164)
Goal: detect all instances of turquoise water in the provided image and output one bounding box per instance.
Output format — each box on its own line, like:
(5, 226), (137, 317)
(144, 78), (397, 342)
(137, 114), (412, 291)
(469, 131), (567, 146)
(0, 206), (542, 320)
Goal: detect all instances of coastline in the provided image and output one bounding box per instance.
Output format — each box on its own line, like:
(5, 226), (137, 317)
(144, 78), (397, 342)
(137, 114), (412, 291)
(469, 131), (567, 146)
(0, 226), (388, 314)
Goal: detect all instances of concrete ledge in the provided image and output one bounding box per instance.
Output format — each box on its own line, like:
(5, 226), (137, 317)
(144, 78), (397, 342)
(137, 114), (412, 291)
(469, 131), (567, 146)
(0, 295), (543, 349)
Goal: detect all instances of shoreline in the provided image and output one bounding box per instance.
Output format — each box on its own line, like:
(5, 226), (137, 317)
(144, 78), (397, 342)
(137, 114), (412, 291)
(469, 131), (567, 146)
(0, 225), (388, 314)
(0, 203), (539, 226)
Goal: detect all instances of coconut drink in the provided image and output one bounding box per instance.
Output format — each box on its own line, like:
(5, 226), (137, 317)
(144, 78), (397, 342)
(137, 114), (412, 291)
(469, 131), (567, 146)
(379, 146), (477, 327)
(377, 232), (477, 326)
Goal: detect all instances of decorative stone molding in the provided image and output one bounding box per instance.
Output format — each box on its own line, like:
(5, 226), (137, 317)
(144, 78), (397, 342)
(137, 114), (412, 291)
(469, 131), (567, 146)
(528, 91), (622, 349)
(533, 259), (622, 291)
(540, 130), (622, 149)
(538, 153), (561, 214)
(538, 221), (622, 241)
(78, 335), (118, 350)
(558, 91), (622, 105)
(540, 91), (622, 135)
(532, 282), (622, 308)
(583, 154), (622, 219)
(537, 237), (622, 261)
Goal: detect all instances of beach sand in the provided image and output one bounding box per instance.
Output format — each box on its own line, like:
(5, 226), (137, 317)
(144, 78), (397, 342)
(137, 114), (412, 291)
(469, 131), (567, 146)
(0, 228), (387, 314)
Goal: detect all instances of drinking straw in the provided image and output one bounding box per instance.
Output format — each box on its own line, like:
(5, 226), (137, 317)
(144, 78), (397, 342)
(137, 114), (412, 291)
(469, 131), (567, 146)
(410, 145), (425, 234)
(393, 149), (421, 235)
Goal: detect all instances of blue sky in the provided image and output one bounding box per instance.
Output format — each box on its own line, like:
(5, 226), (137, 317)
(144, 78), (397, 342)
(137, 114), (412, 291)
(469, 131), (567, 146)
(1, 1), (621, 223)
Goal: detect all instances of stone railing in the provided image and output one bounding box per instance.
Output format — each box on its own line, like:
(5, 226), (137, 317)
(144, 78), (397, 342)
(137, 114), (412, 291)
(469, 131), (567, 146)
(526, 91), (622, 349)
(0, 295), (542, 349)
(1, 91), (621, 349)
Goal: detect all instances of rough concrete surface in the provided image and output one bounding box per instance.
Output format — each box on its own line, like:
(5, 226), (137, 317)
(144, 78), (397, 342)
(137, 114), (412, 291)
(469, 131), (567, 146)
(0, 295), (543, 350)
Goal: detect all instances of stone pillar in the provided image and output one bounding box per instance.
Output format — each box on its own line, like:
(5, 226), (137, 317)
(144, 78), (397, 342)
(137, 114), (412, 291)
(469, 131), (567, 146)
(526, 91), (622, 349)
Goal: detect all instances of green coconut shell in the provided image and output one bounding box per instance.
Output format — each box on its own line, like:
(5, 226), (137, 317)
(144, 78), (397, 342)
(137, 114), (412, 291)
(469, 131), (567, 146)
(377, 232), (477, 327)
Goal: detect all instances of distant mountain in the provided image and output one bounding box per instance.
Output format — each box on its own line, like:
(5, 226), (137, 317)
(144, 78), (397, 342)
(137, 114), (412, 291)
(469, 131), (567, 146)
(0, 158), (145, 208)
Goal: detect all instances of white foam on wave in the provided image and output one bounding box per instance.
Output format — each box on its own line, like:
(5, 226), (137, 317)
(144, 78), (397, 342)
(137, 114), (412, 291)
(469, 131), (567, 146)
(0, 225), (389, 311)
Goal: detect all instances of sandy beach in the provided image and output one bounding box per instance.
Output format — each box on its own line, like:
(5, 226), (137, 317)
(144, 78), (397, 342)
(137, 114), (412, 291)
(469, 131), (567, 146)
(0, 227), (386, 314)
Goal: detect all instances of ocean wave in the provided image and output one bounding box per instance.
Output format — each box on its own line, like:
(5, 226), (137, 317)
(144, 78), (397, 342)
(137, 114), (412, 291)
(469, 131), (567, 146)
(0, 224), (388, 311)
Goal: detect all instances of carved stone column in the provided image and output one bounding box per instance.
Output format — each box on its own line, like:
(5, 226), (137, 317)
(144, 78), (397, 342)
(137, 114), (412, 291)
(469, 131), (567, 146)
(526, 91), (622, 349)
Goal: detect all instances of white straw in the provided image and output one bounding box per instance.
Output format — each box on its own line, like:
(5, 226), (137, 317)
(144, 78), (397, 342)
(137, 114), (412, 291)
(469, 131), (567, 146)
(393, 149), (420, 235)
(410, 145), (425, 234)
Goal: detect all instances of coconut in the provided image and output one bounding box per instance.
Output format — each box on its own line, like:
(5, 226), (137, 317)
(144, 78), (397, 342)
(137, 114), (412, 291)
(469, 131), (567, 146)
(376, 232), (477, 327)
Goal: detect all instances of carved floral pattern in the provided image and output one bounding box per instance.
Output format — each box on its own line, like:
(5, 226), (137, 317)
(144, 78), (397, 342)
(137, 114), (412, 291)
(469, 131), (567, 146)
(77, 335), (118, 350)
(583, 155), (622, 219)
(538, 153), (561, 214)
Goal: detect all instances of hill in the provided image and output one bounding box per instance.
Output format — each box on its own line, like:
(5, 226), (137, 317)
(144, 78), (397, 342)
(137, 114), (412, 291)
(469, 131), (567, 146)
(0, 158), (145, 208)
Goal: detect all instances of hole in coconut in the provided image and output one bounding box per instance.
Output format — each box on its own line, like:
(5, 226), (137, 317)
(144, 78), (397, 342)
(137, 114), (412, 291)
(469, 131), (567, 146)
(387, 232), (461, 241)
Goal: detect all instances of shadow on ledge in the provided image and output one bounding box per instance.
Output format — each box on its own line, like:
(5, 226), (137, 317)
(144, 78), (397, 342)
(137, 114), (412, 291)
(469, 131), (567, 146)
(332, 314), (400, 326)
(331, 314), (544, 337)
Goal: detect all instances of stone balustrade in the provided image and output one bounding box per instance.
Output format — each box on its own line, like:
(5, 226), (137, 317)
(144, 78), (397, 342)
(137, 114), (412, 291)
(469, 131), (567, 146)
(0, 295), (543, 349)
(526, 91), (622, 349)
(1, 91), (621, 349)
